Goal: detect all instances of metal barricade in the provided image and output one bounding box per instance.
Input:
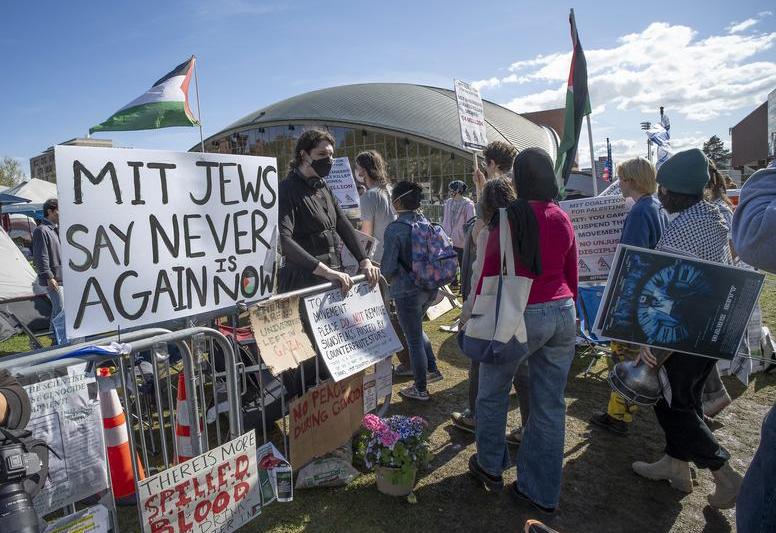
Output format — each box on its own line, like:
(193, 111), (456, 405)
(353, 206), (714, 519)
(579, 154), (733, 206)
(6, 326), (245, 532)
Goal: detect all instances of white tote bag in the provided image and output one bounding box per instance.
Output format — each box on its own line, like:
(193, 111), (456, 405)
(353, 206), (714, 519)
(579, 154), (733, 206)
(460, 208), (533, 363)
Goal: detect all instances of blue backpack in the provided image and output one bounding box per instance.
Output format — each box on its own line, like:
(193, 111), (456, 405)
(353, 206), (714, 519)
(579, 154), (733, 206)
(398, 216), (459, 290)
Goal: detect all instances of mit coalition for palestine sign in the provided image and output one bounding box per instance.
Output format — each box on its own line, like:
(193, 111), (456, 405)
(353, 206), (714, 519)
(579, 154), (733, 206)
(55, 146), (278, 338)
(559, 195), (630, 281)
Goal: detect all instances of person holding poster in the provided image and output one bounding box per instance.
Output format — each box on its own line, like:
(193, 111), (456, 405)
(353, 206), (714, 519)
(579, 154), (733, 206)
(442, 181), (475, 288)
(590, 157), (668, 435)
(467, 148), (577, 515)
(278, 129), (380, 292)
(355, 150), (395, 263)
(381, 181), (444, 401)
(452, 178), (530, 444)
(631, 149), (743, 509)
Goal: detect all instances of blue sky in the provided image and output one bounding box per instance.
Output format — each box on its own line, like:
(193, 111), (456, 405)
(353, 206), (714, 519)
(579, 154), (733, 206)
(2, 0), (775, 171)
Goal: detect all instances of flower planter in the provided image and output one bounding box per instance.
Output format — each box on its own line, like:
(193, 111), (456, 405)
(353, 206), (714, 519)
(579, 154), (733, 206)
(375, 465), (417, 496)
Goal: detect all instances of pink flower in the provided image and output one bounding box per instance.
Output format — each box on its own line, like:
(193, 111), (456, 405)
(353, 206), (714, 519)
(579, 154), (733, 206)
(378, 429), (400, 448)
(363, 414), (388, 434)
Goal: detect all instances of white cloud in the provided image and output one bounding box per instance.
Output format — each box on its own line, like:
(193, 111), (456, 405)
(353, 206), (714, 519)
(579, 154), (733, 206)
(728, 18), (758, 34)
(474, 21), (776, 122)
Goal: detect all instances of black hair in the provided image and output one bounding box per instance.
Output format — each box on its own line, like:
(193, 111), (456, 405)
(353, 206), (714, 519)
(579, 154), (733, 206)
(391, 180), (423, 211)
(289, 129), (335, 171)
(43, 198), (58, 217)
(658, 187), (704, 214)
(512, 148), (559, 201)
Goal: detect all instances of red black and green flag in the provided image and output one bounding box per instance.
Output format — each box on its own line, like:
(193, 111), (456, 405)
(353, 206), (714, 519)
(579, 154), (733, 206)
(555, 9), (591, 187)
(90, 57), (200, 134)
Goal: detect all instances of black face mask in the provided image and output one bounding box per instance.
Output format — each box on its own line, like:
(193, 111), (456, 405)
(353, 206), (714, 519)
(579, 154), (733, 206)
(310, 156), (333, 178)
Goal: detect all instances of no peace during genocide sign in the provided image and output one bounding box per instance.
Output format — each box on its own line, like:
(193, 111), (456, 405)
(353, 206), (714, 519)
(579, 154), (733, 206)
(55, 146), (278, 338)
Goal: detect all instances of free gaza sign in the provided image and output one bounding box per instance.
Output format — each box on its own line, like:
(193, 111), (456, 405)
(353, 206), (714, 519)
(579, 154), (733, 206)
(55, 146), (278, 338)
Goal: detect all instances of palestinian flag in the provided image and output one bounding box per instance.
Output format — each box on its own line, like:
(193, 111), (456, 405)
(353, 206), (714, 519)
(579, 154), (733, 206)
(555, 9), (591, 187)
(90, 57), (199, 134)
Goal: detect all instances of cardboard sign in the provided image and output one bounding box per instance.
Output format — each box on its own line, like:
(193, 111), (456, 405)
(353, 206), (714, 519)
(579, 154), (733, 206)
(560, 195), (631, 281)
(248, 297), (316, 375)
(325, 157), (360, 215)
(22, 364), (108, 517)
(55, 146), (278, 337)
(454, 79), (488, 150)
(138, 431), (261, 533)
(594, 245), (765, 360)
(303, 281), (403, 381)
(289, 374), (364, 468)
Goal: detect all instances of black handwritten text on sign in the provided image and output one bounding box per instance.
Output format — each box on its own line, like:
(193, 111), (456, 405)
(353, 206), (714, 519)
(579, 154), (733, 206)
(55, 146), (279, 338)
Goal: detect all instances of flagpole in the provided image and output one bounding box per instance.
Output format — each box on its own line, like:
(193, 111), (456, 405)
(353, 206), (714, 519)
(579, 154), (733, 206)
(192, 55), (205, 154)
(586, 114), (598, 196)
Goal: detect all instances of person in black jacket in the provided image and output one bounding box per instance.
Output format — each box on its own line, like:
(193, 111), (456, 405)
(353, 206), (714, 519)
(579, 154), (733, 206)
(0, 369), (31, 430)
(32, 198), (65, 344)
(277, 129), (379, 293)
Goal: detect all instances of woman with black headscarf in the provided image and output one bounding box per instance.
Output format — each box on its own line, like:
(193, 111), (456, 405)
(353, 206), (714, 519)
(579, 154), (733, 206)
(467, 148), (578, 515)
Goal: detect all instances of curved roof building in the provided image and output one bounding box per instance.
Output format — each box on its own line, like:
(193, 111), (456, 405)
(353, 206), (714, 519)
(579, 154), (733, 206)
(198, 83), (558, 201)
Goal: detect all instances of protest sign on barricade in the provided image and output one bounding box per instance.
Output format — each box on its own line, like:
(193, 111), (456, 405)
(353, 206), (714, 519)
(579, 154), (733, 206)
(289, 374), (364, 468)
(137, 430), (261, 533)
(55, 146), (278, 338)
(248, 296), (316, 375)
(362, 358), (392, 413)
(20, 363), (109, 517)
(325, 157), (361, 218)
(44, 504), (110, 533)
(303, 281), (402, 382)
(594, 245), (765, 360)
(560, 195), (630, 281)
(454, 79), (488, 150)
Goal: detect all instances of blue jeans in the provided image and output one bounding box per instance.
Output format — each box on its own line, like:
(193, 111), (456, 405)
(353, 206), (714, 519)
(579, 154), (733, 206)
(394, 290), (439, 392)
(48, 286), (66, 345)
(475, 298), (576, 509)
(737, 405), (776, 533)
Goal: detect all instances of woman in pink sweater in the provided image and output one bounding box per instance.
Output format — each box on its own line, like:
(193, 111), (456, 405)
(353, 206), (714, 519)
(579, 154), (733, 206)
(467, 148), (578, 515)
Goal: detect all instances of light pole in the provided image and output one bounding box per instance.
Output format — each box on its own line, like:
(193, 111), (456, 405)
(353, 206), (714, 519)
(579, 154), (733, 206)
(640, 121), (652, 163)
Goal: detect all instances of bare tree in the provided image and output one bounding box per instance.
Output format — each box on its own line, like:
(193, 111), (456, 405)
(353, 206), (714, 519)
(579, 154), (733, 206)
(0, 156), (27, 188)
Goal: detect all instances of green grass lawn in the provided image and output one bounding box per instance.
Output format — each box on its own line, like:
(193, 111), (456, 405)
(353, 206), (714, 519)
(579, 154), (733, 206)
(1, 278), (774, 533)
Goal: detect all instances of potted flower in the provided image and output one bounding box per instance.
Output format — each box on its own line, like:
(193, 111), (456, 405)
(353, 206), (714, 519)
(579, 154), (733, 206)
(354, 413), (429, 496)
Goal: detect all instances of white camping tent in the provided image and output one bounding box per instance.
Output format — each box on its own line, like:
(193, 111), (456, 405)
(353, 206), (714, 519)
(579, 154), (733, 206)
(0, 225), (45, 302)
(2, 179), (57, 216)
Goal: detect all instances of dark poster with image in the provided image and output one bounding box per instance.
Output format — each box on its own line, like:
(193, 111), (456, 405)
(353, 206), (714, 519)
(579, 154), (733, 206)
(593, 245), (765, 360)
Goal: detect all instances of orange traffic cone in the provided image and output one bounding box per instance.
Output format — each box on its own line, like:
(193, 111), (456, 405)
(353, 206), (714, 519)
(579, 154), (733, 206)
(175, 372), (198, 464)
(97, 367), (146, 500)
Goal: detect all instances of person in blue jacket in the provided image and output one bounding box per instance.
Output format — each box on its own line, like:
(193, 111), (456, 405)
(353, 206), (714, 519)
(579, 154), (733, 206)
(590, 157), (669, 435)
(733, 162), (776, 533)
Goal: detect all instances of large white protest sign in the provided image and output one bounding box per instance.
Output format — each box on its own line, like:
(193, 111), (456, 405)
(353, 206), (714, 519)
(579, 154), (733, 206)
(138, 430), (261, 533)
(303, 281), (402, 381)
(325, 157), (360, 217)
(560, 195), (631, 281)
(55, 146), (278, 338)
(454, 80), (488, 150)
(21, 364), (108, 517)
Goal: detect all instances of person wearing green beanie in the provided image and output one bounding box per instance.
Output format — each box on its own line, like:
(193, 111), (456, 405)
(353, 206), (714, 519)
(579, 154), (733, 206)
(632, 149), (744, 510)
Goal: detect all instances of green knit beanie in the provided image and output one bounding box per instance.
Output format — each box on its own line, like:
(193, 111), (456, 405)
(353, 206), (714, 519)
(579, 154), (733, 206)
(656, 148), (710, 195)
